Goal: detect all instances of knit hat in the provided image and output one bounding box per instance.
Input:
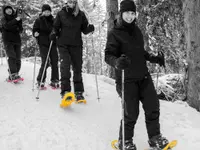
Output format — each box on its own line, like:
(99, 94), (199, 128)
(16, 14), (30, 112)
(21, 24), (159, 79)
(42, 4), (51, 12)
(120, 0), (136, 13)
(64, 0), (77, 4)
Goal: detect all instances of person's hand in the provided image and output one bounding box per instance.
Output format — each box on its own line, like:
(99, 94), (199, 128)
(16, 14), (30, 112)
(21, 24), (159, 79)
(157, 51), (165, 67)
(16, 17), (21, 21)
(115, 54), (131, 70)
(50, 33), (57, 41)
(89, 24), (95, 32)
(34, 32), (39, 37)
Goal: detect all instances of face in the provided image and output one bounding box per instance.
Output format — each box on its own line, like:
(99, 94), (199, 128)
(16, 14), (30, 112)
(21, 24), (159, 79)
(42, 10), (51, 16)
(66, 0), (77, 8)
(5, 8), (13, 15)
(122, 11), (136, 24)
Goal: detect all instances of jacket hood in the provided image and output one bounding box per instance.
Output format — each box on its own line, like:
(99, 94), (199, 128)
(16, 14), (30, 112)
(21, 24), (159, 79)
(3, 5), (15, 16)
(61, 5), (80, 17)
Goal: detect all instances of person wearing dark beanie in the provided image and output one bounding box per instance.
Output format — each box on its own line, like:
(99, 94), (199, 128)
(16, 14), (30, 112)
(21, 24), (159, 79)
(50, 0), (95, 101)
(0, 5), (23, 80)
(42, 4), (51, 12)
(120, 0), (136, 13)
(32, 4), (59, 89)
(105, 0), (168, 150)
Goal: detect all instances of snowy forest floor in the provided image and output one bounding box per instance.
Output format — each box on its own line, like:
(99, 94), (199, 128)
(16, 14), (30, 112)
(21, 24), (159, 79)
(0, 58), (200, 150)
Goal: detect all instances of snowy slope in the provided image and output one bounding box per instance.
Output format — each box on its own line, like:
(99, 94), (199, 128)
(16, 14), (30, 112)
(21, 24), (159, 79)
(0, 58), (200, 150)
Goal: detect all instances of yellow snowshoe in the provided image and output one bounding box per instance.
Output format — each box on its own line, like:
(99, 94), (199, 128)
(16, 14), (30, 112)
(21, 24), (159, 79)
(60, 92), (75, 108)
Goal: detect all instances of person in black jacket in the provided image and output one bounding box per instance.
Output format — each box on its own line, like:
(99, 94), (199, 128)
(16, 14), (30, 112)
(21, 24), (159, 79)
(105, 0), (169, 150)
(0, 5), (23, 80)
(33, 4), (59, 88)
(50, 0), (95, 100)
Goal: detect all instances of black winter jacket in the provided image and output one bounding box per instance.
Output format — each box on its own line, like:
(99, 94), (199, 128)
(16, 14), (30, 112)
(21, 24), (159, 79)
(105, 19), (158, 83)
(0, 6), (23, 44)
(33, 15), (56, 46)
(53, 7), (94, 46)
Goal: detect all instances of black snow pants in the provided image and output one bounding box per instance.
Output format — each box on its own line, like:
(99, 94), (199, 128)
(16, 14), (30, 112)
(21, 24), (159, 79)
(4, 43), (21, 74)
(58, 45), (84, 94)
(37, 45), (59, 83)
(117, 73), (160, 141)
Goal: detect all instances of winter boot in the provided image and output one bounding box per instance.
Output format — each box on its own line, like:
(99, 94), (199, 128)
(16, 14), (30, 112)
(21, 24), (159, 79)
(50, 80), (59, 88)
(61, 91), (66, 99)
(61, 91), (72, 99)
(75, 92), (85, 102)
(8, 74), (16, 81)
(8, 73), (18, 81)
(15, 73), (21, 80)
(118, 139), (137, 150)
(148, 134), (169, 149)
(37, 81), (45, 88)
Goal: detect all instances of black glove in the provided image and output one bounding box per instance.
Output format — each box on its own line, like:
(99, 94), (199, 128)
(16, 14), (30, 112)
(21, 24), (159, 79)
(50, 32), (57, 41)
(115, 55), (131, 70)
(88, 24), (95, 32)
(157, 51), (165, 67)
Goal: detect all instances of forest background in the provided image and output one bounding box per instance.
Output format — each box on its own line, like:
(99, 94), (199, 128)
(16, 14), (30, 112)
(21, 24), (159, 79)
(0, 0), (200, 112)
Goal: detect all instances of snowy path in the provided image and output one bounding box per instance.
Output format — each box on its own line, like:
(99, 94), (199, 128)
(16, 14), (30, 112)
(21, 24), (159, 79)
(0, 59), (200, 150)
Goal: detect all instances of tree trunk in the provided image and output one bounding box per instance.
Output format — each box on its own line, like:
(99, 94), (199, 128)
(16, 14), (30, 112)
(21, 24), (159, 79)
(135, 0), (151, 49)
(85, 37), (91, 73)
(183, 0), (200, 111)
(99, 26), (103, 75)
(106, 0), (118, 79)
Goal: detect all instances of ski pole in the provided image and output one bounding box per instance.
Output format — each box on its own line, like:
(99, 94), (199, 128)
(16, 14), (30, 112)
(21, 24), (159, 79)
(81, 4), (100, 101)
(0, 35), (3, 65)
(121, 69), (125, 150)
(91, 34), (100, 101)
(36, 41), (53, 100)
(1, 46), (3, 65)
(156, 51), (165, 93)
(120, 0), (125, 147)
(155, 64), (159, 93)
(32, 48), (37, 91)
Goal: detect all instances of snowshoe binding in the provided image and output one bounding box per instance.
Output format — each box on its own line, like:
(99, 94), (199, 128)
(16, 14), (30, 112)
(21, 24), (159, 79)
(145, 134), (177, 150)
(7, 74), (24, 83)
(111, 139), (137, 150)
(145, 140), (177, 150)
(49, 81), (60, 89)
(75, 92), (86, 104)
(37, 82), (47, 90)
(60, 92), (75, 108)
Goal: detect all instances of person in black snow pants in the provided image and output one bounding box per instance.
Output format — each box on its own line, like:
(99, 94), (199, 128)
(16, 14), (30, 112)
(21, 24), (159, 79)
(0, 5), (23, 80)
(50, 0), (94, 101)
(33, 4), (59, 88)
(105, 0), (169, 150)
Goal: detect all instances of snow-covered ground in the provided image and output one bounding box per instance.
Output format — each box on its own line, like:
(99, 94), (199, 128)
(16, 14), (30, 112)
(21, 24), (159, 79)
(0, 58), (200, 150)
